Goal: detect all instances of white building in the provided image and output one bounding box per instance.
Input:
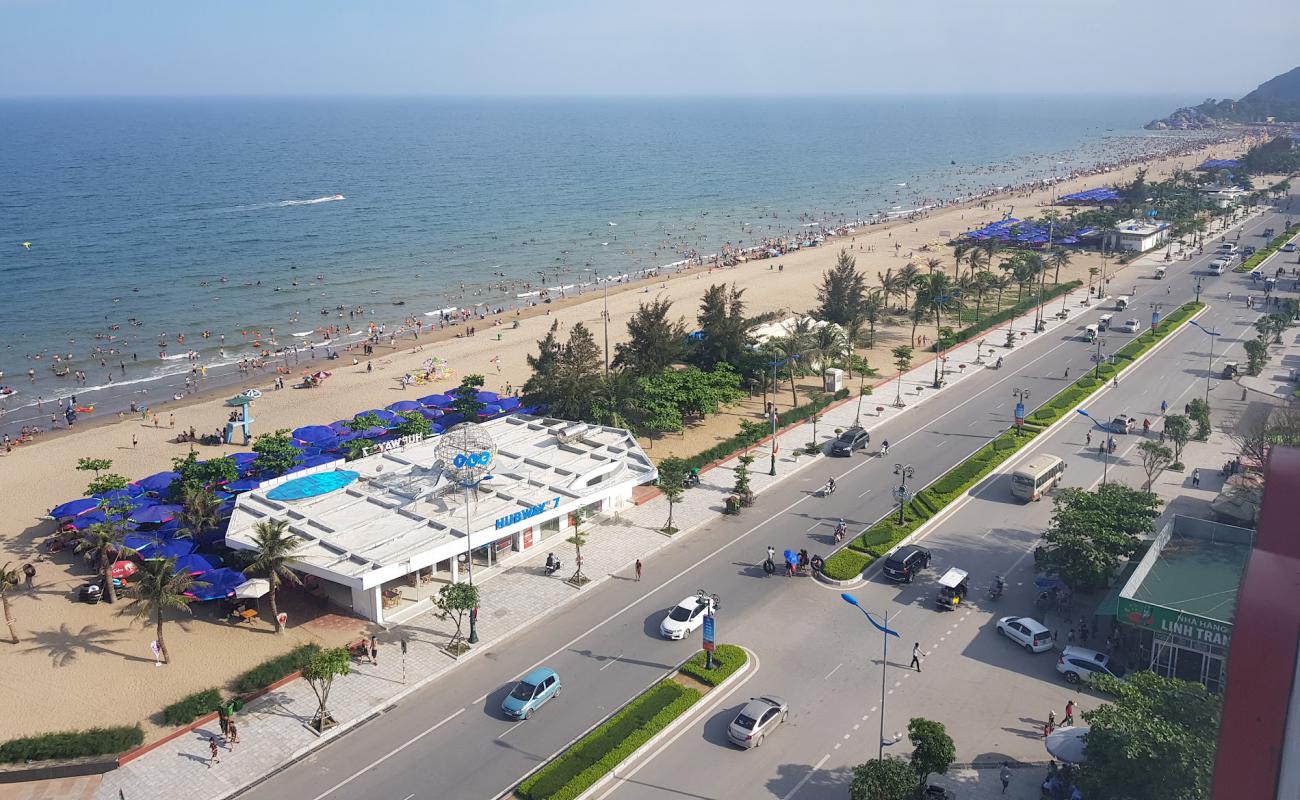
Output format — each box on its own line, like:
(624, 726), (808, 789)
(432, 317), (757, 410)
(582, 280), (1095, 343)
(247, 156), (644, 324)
(1200, 185), (1248, 209)
(1106, 218), (1171, 253)
(224, 416), (658, 624)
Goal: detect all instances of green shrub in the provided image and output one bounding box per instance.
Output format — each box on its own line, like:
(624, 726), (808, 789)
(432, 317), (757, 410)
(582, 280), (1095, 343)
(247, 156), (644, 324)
(162, 688), (223, 726)
(678, 644), (747, 687)
(0, 726), (144, 763)
(231, 643), (321, 695)
(517, 681), (699, 800)
(940, 281), (1081, 349)
(822, 549), (874, 580)
(680, 388), (848, 473)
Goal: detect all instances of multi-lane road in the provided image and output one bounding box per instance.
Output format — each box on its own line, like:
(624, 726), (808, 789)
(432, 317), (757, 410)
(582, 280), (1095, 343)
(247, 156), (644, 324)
(241, 200), (1295, 800)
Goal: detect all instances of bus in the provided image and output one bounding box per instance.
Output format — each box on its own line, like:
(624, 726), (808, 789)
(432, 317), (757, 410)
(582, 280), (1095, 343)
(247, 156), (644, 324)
(1010, 455), (1067, 502)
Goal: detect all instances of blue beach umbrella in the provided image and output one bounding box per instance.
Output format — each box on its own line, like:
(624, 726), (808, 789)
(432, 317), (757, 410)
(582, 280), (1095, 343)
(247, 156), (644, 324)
(138, 537), (195, 560)
(130, 504), (183, 525)
(474, 391), (500, 404)
(133, 471), (180, 494)
(225, 477), (262, 493)
(497, 397), (521, 412)
(357, 409), (399, 426)
(292, 425), (337, 444)
(417, 407), (445, 421)
(418, 394), (454, 408)
(68, 510), (108, 530)
(386, 400), (422, 412)
(185, 568), (247, 601)
(173, 553), (222, 575)
(121, 533), (156, 553)
(50, 498), (99, 519)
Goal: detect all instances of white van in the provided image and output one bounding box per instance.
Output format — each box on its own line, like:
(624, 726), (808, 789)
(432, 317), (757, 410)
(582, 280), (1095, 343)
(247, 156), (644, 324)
(1098, 314), (1113, 331)
(1010, 454), (1066, 502)
(1217, 243), (1238, 255)
(1115, 297), (1129, 311)
(1083, 324), (1099, 342)
(1209, 260), (1228, 276)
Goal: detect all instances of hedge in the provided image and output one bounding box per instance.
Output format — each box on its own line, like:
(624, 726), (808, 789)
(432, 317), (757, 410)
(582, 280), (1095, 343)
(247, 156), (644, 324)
(820, 301), (1203, 582)
(162, 688), (223, 726)
(1233, 222), (1300, 273)
(678, 644), (747, 687)
(0, 725), (144, 763)
(231, 643), (321, 695)
(939, 280), (1082, 350)
(681, 387), (850, 472)
(517, 681), (700, 800)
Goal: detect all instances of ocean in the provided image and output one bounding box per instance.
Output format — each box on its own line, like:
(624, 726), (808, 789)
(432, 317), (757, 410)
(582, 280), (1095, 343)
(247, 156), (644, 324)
(0, 94), (1200, 423)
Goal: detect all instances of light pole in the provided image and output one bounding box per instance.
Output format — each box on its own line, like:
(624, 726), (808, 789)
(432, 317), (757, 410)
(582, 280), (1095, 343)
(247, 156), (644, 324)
(854, 371), (867, 426)
(893, 463), (914, 524)
(840, 593), (901, 760)
(1189, 320), (1221, 405)
(1092, 336), (1108, 379)
(461, 473), (493, 644)
(768, 355), (799, 475)
(1075, 409), (1109, 485)
(603, 279), (610, 377)
(1012, 387), (1031, 436)
(1194, 276), (1203, 304)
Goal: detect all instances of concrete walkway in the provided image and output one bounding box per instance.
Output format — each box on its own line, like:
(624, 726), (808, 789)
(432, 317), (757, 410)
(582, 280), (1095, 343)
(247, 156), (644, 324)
(93, 283), (1106, 800)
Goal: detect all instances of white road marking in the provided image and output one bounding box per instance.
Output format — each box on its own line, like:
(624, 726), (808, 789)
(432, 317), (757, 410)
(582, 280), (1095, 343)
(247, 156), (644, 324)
(783, 753), (832, 800)
(834, 742), (842, 750)
(843, 733), (851, 740)
(824, 663), (842, 680)
(806, 521), (821, 532)
(496, 719), (528, 741)
(857, 487), (873, 498)
(598, 652), (623, 671)
(853, 723), (860, 731)
(307, 707), (465, 800)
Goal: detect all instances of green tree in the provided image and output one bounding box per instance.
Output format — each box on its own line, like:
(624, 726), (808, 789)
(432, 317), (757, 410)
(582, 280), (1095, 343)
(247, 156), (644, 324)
(301, 647), (352, 731)
(891, 345), (913, 407)
(450, 374), (487, 420)
(1187, 398), (1211, 440)
(342, 438), (371, 462)
(434, 581), (480, 652)
(392, 410), (433, 439)
(169, 451), (239, 501)
(861, 289), (885, 348)
(809, 324), (849, 382)
(523, 321), (605, 422)
(814, 249), (868, 325)
(849, 758), (915, 800)
(613, 296), (688, 375)
(76, 457), (114, 481)
(121, 558), (196, 665)
(1036, 484), (1160, 592)
(1243, 338), (1268, 376)
(251, 429), (300, 477)
(897, 263), (921, 308)
(733, 452), (754, 503)
(1136, 440), (1173, 491)
(877, 267), (903, 311)
(566, 508), (591, 585)
(1162, 414), (1192, 469)
(693, 283), (751, 370)
(656, 457), (688, 533)
(84, 473), (130, 496)
(74, 501), (137, 603)
(1049, 247), (1072, 284)
(1, 562), (20, 643)
(177, 485), (222, 541)
(248, 518), (302, 633)
(908, 717), (956, 788)
(1082, 672), (1221, 800)
(346, 412), (386, 432)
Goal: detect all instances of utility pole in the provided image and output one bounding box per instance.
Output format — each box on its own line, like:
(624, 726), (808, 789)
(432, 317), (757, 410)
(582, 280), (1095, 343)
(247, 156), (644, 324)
(603, 280), (610, 377)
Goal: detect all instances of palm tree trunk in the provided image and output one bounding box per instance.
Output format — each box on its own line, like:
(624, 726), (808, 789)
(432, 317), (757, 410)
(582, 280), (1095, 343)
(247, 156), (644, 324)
(270, 587), (283, 633)
(789, 365), (798, 408)
(156, 608), (169, 664)
(102, 558), (117, 604)
(2, 594), (16, 643)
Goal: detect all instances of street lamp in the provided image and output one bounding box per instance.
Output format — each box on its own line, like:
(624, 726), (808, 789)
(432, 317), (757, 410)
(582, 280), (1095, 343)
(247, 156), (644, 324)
(840, 593), (901, 760)
(893, 463), (915, 524)
(461, 473), (493, 643)
(1188, 320), (1221, 405)
(767, 354), (799, 475)
(1194, 276), (1203, 304)
(1075, 409), (1110, 485)
(1148, 303), (1163, 340)
(1091, 336), (1108, 379)
(1012, 388), (1031, 436)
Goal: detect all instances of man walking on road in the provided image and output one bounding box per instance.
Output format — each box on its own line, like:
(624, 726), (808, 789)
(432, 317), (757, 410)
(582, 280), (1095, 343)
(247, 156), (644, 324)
(1000, 762), (1012, 794)
(910, 642), (923, 672)
(634, 559), (642, 582)
(1063, 699), (1075, 727)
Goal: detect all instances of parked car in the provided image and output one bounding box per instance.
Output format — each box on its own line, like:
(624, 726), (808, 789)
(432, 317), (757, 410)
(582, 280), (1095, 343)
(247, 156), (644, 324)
(659, 594), (717, 639)
(1057, 646), (1126, 685)
(996, 616), (1055, 652)
(501, 667), (562, 719)
(882, 547), (932, 583)
(1117, 318), (1141, 333)
(1242, 245), (1257, 257)
(726, 695), (789, 748)
(1109, 414), (1133, 434)
(831, 426), (870, 456)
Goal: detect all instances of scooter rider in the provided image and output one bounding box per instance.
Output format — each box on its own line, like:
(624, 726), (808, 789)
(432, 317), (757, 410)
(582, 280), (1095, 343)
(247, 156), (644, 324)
(880, 440), (890, 456)
(834, 519), (847, 542)
(825, 476), (836, 495)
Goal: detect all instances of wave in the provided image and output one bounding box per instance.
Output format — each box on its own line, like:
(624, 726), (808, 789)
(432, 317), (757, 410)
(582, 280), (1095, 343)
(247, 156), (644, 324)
(278, 194), (345, 207)
(207, 194), (345, 215)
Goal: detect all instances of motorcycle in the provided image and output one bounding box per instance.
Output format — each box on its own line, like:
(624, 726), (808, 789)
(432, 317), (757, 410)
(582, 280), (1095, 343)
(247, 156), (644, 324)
(988, 581), (1004, 600)
(834, 522), (847, 543)
(822, 479), (837, 497)
(683, 470), (701, 489)
(544, 555), (563, 576)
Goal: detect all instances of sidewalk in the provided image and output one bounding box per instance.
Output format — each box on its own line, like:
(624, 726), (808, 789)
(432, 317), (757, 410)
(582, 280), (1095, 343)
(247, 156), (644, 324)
(93, 284), (1100, 800)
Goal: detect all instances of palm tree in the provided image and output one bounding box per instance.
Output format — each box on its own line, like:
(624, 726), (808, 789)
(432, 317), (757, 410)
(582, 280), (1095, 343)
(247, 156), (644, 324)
(924, 257), (944, 277)
(810, 324), (848, 382)
(966, 246), (988, 277)
(122, 558), (196, 664)
(177, 485), (222, 542)
(1048, 248), (1072, 284)
(979, 240), (1001, 280)
(989, 272), (1013, 312)
(1, 562), (19, 644)
(897, 264), (922, 309)
(951, 242), (970, 281)
(74, 502), (136, 604)
(861, 290), (884, 349)
(957, 270), (981, 326)
(249, 519), (303, 634)
(877, 267), (901, 311)
(773, 331), (808, 408)
(842, 315), (866, 378)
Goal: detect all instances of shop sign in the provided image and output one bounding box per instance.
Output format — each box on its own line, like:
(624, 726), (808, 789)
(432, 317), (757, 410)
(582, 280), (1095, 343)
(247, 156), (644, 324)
(496, 497), (561, 529)
(1117, 598), (1232, 648)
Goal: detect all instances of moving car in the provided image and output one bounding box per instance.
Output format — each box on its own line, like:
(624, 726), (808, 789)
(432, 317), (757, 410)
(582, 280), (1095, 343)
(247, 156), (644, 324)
(1109, 414), (1133, 434)
(726, 695), (789, 748)
(1209, 258), (1230, 275)
(1010, 454), (1066, 502)
(1057, 646), (1127, 684)
(882, 546), (932, 583)
(1217, 242), (1238, 255)
(831, 426), (870, 456)
(1242, 245), (1257, 257)
(1097, 313), (1113, 331)
(501, 667), (561, 719)
(659, 593), (716, 639)
(1117, 319), (1141, 333)
(996, 616), (1055, 653)
(1283, 242), (1297, 253)
(1115, 297), (1129, 311)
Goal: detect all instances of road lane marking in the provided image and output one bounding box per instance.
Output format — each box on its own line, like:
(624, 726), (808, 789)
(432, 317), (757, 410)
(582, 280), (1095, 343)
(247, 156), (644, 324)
(834, 742), (841, 750)
(857, 488), (872, 498)
(307, 707), (465, 800)
(598, 652), (624, 671)
(782, 754), (831, 800)
(806, 521), (821, 531)
(853, 723), (860, 730)
(824, 663), (842, 680)
(496, 719), (528, 741)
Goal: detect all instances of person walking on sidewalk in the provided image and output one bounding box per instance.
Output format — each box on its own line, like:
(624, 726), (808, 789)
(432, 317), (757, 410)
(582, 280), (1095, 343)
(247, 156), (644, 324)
(217, 706), (230, 740)
(910, 642), (923, 672)
(207, 737), (221, 768)
(369, 635), (379, 666)
(226, 721), (239, 749)
(634, 559), (642, 582)
(1192, 468), (1201, 488)
(1063, 699), (1075, 727)
(1043, 710), (1056, 738)
(1000, 762), (1012, 794)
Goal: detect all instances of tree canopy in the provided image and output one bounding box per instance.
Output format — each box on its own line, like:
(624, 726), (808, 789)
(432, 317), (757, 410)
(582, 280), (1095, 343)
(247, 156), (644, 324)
(1035, 484), (1160, 592)
(848, 758), (915, 800)
(450, 374), (487, 420)
(815, 249), (868, 325)
(251, 429), (300, 477)
(169, 451), (239, 501)
(523, 321), (605, 421)
(692, 283), (751, 370)
(907, 717), (956, 787)
(613, 296), (688, 375)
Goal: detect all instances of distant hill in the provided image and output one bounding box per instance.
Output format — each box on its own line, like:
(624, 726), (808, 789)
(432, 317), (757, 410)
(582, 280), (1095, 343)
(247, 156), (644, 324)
(1146, 65), (1300, 129)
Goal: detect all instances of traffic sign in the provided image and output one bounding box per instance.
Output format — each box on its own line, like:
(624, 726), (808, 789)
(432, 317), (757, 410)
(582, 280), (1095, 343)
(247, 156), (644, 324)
(702, 615), (716, 652)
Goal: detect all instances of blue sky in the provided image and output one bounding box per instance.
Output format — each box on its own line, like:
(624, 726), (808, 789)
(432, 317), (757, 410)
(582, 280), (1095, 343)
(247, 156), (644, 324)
(1, 0), (1295, 97)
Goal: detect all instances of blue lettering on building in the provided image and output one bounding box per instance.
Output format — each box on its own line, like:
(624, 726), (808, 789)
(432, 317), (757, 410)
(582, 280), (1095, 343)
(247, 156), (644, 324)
(496, 497), (562, 529)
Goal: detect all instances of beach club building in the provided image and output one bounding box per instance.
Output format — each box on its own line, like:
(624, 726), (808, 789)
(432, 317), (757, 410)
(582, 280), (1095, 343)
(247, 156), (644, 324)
(1105, 218), (1171, 253)
(224, 415), (658, 624)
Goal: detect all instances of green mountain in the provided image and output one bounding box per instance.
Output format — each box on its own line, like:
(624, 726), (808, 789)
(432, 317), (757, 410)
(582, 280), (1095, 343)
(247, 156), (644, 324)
(1146, 65), (1300, 129)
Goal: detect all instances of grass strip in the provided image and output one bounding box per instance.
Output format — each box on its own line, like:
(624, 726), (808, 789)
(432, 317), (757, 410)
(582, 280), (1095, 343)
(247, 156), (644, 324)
(1233, 222), (1300, 272)
(822, 301), (1204, 581)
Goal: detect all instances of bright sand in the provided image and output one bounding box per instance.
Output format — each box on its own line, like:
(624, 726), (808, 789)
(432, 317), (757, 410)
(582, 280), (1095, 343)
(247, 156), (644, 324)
(0, 138), (1250, 740)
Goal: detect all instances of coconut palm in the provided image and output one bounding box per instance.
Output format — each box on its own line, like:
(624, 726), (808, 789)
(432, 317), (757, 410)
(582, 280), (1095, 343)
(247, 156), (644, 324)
(978, 240), (1001, 279)
(897, 264), (922, 309)
(1, 562), (20, 643)
(74, 502), (136, 604)
(951, 242), (970, 281)
(810, 324), (849, 381)
(877, 267), (902, 311)
(924, 257), (945, 277)
(248, 518), (303, 634)
(861, 290), (884, 349)
(1048, 248), (1072, 285)
(841, 315), (866, 378)
(988, 272), (1013, 312)
(966, 246), (987, 276)
(121, 558), (197, 664)
(177, 485), (222, 542)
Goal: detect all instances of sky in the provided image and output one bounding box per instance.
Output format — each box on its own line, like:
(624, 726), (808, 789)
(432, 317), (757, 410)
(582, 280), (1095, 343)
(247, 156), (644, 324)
(1, 0), (1296, 98)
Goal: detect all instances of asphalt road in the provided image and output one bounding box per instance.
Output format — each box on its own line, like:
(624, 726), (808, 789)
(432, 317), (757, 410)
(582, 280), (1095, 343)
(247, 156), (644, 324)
(239, 200), (1292, 800)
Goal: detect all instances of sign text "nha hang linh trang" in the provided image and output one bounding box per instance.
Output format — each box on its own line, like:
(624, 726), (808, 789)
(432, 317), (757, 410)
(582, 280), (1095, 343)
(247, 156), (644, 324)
(496, 497), (561, 529)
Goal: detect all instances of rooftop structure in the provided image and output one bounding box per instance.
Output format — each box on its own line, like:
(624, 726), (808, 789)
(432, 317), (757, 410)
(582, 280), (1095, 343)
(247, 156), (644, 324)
(1106, 218), (1170, 252)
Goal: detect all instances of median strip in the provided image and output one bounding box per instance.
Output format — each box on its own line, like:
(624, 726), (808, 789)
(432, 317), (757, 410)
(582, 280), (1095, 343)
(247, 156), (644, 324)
(1233, 222), (1300, 272)
(820, 300), (1206, 582)
(514, 645), (748, 800)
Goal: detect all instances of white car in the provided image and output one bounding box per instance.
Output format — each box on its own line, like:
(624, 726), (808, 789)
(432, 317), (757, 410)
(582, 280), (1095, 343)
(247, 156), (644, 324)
(1283, 242), (1297, 253)
(659, 594), (716, 640)
(1209, 259), (1230, 275)
(1057, 646), (1127, 684)
(996, 616), (1055, 653)
(1117, 319), (1141, 333)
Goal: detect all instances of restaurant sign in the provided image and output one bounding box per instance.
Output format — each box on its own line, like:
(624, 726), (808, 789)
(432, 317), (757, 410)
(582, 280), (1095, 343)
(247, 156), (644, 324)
(1117, 598), (1232, 648)
(496, 497), (561, 530)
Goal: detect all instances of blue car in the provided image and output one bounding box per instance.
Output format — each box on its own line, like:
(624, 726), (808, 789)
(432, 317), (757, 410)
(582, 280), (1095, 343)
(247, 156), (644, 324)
(501, 667), (562, 720)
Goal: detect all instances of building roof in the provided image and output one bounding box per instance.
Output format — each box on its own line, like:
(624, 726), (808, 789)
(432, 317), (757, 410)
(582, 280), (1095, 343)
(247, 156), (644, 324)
(224, 415), (657, 587)
(1124, 523), (1250, 625)
(1111, 218), (1170, 237)
(1213, 447), (1300, 800)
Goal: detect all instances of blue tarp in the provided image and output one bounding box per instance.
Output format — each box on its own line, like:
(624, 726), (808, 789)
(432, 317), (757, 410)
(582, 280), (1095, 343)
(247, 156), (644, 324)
(1199, 159), (1241, 170)
(1059, 187), (1121, 203)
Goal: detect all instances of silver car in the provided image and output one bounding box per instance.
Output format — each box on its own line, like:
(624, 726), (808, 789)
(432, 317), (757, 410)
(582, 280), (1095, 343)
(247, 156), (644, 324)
(726, 695), (788, 748)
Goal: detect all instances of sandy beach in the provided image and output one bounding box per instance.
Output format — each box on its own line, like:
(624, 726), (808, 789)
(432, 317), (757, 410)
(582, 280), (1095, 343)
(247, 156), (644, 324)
(0, 135), (1254, 741)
